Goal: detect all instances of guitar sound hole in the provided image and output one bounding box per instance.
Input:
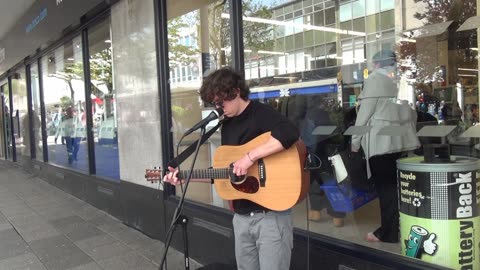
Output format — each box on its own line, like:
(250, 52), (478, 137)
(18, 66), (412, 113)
(231, 176), (259, 194)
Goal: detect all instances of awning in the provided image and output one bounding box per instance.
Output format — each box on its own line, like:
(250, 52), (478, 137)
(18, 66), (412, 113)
(457, 16), (480, 32)
(406, 21), (453, 39)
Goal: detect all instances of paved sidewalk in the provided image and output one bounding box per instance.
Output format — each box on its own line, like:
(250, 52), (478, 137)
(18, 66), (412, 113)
(0, 161), (202, 270)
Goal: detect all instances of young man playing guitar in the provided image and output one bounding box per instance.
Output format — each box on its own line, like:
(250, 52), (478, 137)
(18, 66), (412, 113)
(163, 67), (300, 270)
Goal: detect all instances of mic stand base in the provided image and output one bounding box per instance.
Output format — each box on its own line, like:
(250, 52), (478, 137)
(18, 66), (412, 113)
(176, 215), (190, 270)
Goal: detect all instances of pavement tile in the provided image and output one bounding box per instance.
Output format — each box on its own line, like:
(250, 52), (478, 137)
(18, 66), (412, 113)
(97, 221), (129, 234)
(0, 204), (36, 219)
(28, 235), (85, 263)
(109, 226), (146, 244)
(96, 250), (157, 270)
(66, 262), (103, 270)
(125, 233), (160, 250)
(18, 224), (62, 243)
(65, 223), (105, 242)
(79, 241), (132, 261)
(0, 212), (7, 224)
(87, 213), (119, 227)
(0, 222), (13, 232)
(26, 199), (61, 213)
(74, 234), (117, 250)
(135, 241), (165, 264)
(14, 261), (48, 270)
(41, 251), (93, 270)
(9, 213), (48, 229)
(49, 216), (86, 234)
(0, 252), (44, 270)
(0, 228), (32, 260)
(74, 205), (105, 221)
(37, 205), (78, 220)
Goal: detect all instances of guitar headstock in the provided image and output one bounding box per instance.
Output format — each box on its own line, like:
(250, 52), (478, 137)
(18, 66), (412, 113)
(145, 168), (163, 183)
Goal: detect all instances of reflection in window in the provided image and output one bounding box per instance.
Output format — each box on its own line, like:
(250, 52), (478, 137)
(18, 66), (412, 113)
(0, 83), (12, 160)
(89, 18), (119, 180)
(11, 69), (29, 158)
(41, 37), (89, 172)
(352, 0), (366, 18)
(30, 63), (43, 161)
(168, 0), (231, 205)
(339, 3), (352, 22)
(366, 0), (380, 15)
(380, 0), (394, 11)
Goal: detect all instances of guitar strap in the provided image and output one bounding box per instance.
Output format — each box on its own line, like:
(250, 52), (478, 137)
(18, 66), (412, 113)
(167, 119), (225, 168)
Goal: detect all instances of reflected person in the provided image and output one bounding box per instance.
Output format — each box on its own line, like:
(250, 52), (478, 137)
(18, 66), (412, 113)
(351, 50), (419, 243)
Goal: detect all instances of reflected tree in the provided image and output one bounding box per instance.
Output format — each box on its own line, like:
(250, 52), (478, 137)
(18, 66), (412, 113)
(168, 16), (200, 69)
(400, 0), (477, 85)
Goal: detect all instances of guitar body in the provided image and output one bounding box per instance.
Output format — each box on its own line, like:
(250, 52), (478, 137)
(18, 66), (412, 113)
(213, 132), (310, 211)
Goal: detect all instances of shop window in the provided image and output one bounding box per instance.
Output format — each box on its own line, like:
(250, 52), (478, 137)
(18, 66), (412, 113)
(11, 69), (28, 159)
(41, 37), (89, 173)
(159, 1), (480, 269)
(0, 82), (13, 160)
(110, 0), (160, 184)
(88, 18), (119, 180)
(167, 0), (231, 205)
(30, 63), (43, 161)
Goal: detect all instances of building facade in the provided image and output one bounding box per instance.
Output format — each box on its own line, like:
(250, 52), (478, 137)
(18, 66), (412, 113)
(0, 0), (478, 269)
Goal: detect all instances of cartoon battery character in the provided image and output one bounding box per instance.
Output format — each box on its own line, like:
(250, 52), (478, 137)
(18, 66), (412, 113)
(405, 225), (437, 259)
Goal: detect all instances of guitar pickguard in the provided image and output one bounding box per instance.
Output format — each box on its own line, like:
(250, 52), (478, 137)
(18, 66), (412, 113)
(231, 176), (259, 194)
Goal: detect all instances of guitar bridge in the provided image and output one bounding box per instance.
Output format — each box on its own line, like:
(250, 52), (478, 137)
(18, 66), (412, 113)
(257, 159), (266, 187)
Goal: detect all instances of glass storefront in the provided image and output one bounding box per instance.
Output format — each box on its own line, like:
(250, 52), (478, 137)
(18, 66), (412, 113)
(88, 18), (120, 180)
(167, 0), (231, 205)
(164, 0), (480, 268)
(30, 63), (43, 161)
(0, 81), (8, 159)
(41, 36), (89, 172)
(110, 0), (161, 186)
(11, 69), (28, 158)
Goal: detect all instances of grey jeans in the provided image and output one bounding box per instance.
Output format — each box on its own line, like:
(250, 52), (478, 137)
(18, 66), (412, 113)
(233, 210), (293, 270)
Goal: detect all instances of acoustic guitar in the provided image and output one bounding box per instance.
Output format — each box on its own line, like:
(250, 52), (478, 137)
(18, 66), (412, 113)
(145, 132), (310, 211)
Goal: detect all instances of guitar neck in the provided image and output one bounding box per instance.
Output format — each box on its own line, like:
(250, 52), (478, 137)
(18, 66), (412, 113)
(179, 168), (229, 180)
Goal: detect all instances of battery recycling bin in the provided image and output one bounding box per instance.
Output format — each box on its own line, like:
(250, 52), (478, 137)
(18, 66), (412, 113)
(397, 155), (480, 269)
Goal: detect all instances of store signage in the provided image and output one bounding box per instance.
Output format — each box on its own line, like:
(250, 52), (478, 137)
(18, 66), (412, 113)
(0, 48), (5, 64)
(25, 8), (47, 33)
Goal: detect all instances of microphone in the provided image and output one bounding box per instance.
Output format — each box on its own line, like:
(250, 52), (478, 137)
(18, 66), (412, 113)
(183, 108), (224, 136)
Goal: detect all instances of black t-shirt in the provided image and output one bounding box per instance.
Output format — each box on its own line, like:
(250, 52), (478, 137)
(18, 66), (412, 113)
(221, 100), (299, 214)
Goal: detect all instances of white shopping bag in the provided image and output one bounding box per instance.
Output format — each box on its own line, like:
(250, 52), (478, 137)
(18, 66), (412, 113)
(329, 154), (348, 184)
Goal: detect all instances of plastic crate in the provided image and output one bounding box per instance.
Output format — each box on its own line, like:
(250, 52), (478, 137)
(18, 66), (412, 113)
(320, 179), (377, 212)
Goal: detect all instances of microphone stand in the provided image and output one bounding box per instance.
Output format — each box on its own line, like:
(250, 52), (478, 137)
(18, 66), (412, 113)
(159, 126), (207, 270)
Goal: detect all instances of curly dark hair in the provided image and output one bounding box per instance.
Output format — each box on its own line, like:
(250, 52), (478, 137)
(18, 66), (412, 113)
(199, 67), (250, 103)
